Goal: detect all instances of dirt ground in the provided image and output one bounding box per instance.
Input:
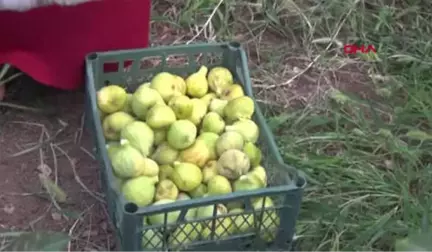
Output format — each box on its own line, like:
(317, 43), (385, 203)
(0, 80), (115, 251)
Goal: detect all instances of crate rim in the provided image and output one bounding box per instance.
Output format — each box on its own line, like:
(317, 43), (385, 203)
(84, 41), (307, 217)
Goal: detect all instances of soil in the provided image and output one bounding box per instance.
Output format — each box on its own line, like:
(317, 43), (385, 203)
(0, 78), (116, 251)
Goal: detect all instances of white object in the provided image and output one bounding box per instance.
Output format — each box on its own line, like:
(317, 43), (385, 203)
(0, 0), (97, 12)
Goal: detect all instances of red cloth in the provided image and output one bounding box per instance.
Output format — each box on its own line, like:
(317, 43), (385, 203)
(0, 0), (151, 90)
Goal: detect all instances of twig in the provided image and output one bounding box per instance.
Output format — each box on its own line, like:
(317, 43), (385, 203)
(263, 1), (359, 90)
(67, 205), (94, 252)
(53, 145), (105, 203)
(6, 127), (65, 158)
(0, 72), (23, 86)
(0, 101), (53, 114)
(186, 0), (224, 44)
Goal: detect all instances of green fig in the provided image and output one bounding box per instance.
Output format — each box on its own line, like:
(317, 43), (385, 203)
(122, 175), (159, 207)
(252, 197), (279, 242)
(167, 120), (197, 150)
(229, 208), (254, 233)
(168, 223), (201, 249)
(131, 85), (165, 120)
(168, 95), (193, 119)
(217, 149), (250, 180)
(102, 111), (135, 141)
(154, 128), (167, 146)
(106, 141), (121, 161)
(146, 104), (177, 129)
(233, 171), (265, 192)
(121, 93), (134, 114)
(186, 66), (209, 98)
(120, 121), (154, 157)
(243, 142), (262, 167)
(225, 119), (259, 143)
(151, 142), (179, 165)
(189, 183), (208, 198)
(207, 67), (234, 95)
(224, 96), (255, 123)
(142, 229), (164, 249)
(159, 164), (174, 180)
(201, 112), (225, 134)
(97, 85), (127, 114)
(215, 131), (245, 157)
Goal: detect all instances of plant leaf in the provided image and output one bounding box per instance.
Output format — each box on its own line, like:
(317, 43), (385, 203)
(4, 231), (70, 251)
(395, 232), (432, 251)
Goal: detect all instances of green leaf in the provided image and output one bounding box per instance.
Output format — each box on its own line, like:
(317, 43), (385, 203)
(395, 232), (432, 251)
(4, 231), (70, 251)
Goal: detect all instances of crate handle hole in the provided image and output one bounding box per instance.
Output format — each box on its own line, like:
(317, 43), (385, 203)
(124, 203), (138, 214)
(87, 53), (98, 60)
(229, 42), (241, 50)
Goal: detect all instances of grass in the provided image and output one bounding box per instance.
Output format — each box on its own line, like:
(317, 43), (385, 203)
(151, 0), (432, 250)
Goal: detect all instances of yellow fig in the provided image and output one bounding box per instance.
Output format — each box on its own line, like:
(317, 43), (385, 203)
(200, 93), (217, 107)
(97, 85), (127, 114)
(168, 95), (193, 119)
(102, 111), (135, 141)
(197, 132), (219, 160)
(155, 179), (179, 201)
(209, 98), (228, 116)
(186, 66), (209, 98)
(179, 140), (211, 167)
(150, 72), (184, 102)
(171, 162), (203, 192)
(188, 98), (208, 126)
(174, 75), (187, 95)
(146, 104), (177, 129)
(219, 84), (244, 101)
(224, 96), (255, 123)
(217, 149), (250, 180)
(202, 160), (218, 184)
(207, 175), (232, 196)
(207, 67), (234, 95)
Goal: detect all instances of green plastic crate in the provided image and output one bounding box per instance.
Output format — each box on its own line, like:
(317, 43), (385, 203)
(84, 42), (306, 251)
